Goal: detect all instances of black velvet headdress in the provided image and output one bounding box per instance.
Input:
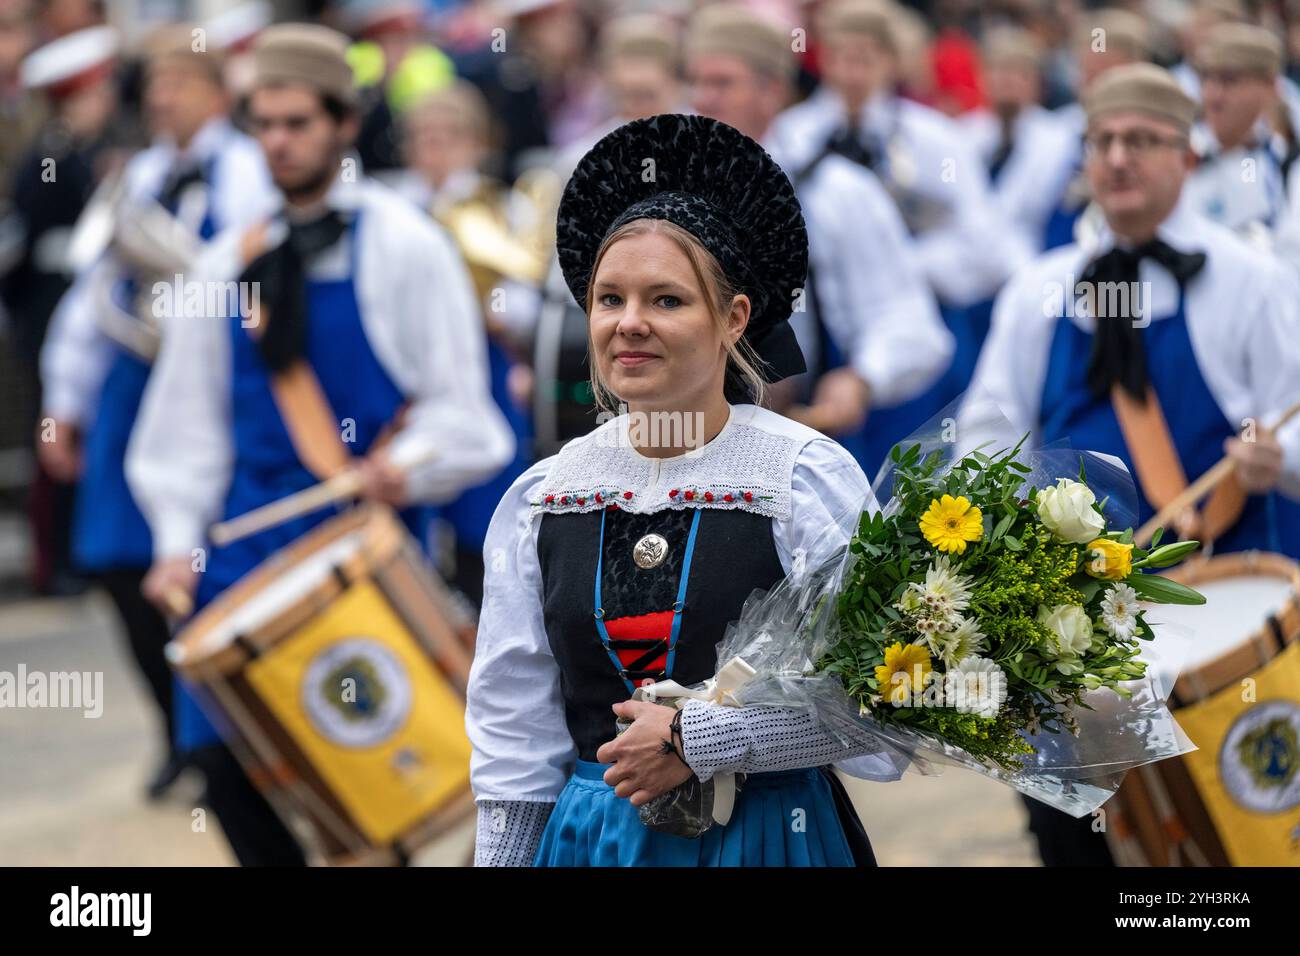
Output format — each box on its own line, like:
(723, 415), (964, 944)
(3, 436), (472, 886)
(556, 113), (809, 401)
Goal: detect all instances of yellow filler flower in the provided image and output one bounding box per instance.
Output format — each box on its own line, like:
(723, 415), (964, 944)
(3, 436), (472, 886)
(875, 642), (933, 705)
(919, 494), (984, 554)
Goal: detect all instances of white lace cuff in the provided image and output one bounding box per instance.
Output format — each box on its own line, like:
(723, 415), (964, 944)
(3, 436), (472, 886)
(678, 698), (887, 782)
(473, 800), (555, 866)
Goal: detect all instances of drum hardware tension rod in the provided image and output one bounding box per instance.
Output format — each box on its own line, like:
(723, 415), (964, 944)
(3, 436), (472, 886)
(1135, 399), (1300, 547)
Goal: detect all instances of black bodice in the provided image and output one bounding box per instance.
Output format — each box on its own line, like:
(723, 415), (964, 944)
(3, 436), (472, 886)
(536, 504), (786, 761)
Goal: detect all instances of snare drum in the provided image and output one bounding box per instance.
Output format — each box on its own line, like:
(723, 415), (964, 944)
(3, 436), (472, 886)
(1106, 551), (1300, 866)
(168, 503), (477, 866)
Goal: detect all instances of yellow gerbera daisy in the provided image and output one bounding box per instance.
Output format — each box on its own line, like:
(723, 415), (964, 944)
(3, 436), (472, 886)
(919, 494), (984, 554)
(874, 642), (933, 706)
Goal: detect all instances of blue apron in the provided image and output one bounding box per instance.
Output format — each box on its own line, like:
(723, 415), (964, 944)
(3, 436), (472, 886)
(1042, 147), (1085, 252)
(533, 759), (855, 867)
(1039, 285), (1294, 557)
(175, 214), (428, 750)
(72, 168), (217, 571)
(436, 334), (532, 555)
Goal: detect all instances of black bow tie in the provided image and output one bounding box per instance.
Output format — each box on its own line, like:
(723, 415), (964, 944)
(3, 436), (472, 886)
(826, 123), (881, 171)
(1079, 238), (1207, 401)
(157, 164), (206, 214)
(239, 209), (349, 372)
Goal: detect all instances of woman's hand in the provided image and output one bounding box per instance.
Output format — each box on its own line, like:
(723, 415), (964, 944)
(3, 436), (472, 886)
(595, 700), (694, 806)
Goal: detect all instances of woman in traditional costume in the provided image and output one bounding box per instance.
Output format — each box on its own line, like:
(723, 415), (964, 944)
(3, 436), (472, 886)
(466, 114), (902, 867)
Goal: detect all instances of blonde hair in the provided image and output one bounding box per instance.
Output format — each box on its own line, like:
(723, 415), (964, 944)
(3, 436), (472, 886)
(583, 218), (767, 413)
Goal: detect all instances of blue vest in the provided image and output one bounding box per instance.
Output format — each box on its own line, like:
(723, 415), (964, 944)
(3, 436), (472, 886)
(1040, 285), (1295, 557)
(72, 163), (217, 571)
(176, 213), (426, 750)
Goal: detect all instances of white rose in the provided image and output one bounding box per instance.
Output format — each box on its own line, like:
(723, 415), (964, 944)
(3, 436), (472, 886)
(1036, 478), (1106, 544)
(1037, 604), (1096, 660)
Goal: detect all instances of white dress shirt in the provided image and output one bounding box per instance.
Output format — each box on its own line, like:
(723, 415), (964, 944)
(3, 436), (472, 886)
(40, 116), (277, 426)
(961, 104), (1080, 256)
(125, 171), (516, 559)
(764, 136), (954, 408)
(770, 86), (1029, 306)
(964, 195), (1300, 501)
(1186, 121), (1297, 247)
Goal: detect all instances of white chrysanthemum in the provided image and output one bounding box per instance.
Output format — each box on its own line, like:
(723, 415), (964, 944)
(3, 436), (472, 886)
(945, 615), (987, 667)
(903, 554), (974, 619)
(1099, 583), (1140, 641)
(944, 656), (1007, 718)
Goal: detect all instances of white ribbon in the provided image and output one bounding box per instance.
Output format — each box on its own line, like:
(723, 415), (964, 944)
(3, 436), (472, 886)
(630, 656), (757, 826)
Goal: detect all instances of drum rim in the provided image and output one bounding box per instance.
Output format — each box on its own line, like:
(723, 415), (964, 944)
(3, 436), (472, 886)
(166, 503), (403, 673)
(1162, 551), (1300, 705)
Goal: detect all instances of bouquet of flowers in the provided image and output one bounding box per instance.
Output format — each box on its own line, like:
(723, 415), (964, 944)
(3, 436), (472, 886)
(636, 418), (1205, 830)
(824, 437), (1202, 774)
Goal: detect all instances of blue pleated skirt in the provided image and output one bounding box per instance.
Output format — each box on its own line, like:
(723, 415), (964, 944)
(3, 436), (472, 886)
(533, 760), (856, 867)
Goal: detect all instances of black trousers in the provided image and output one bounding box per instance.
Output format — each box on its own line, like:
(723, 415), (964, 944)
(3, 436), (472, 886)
(97, 568), (176, 753)
(189, 743), (308, 867)
(1021, 794), (1115, 866)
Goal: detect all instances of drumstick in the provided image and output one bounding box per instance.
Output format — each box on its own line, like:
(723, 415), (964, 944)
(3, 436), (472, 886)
(208, 445), (439, 547)
(1135, 399), (1300, 546)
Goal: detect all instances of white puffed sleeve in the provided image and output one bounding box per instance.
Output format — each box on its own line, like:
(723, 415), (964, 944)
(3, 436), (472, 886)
(39, 260), (118, 427)
(466, 456), (577, 793)
(680, 436), (907, 784)
(467, 458), (577, 865)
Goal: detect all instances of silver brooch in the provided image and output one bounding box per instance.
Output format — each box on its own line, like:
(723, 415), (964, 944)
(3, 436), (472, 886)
(633, 533), (669, 569)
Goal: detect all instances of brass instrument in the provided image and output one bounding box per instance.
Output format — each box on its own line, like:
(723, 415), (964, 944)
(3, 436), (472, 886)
(66, 168), (202, 362)
(434, 166), (561, 306)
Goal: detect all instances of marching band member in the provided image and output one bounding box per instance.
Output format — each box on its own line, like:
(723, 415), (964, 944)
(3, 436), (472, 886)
(1185, 23), (1300, 274)
(1041, 8), (1151, 251)
(965, 64), (1300, 863)
(38, 25), (275, 798)
(468, 113), (903, 867)
(397, 79), (549, 606)
(961, 26), (1078, 257)
(769, 0), (1022, 433)
(685, 4), (951, 478)
(4, 24), (121, 598)
(771, 0), (1025, 306)
(126, 23), (513, 865)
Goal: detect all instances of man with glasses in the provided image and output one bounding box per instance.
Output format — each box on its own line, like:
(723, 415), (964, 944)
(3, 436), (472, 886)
(965, 63), (1300, 865)
(1186, 25), (1298, 258)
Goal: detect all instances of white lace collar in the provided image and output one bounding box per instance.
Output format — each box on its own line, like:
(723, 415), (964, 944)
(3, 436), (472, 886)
(530, 404), (812, 520)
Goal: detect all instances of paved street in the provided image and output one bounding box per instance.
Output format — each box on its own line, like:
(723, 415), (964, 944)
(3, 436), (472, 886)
(0, 560), (1038, 866)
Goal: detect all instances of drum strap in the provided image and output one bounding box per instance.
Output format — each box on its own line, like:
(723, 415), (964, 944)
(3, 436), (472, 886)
(267, 359), (352, 481)
(240, 222), (353, 483)
(1110, 384), (1247, 543)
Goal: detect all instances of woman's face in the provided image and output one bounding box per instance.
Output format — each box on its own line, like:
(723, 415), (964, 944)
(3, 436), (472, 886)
(589, 229), (747, 408)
